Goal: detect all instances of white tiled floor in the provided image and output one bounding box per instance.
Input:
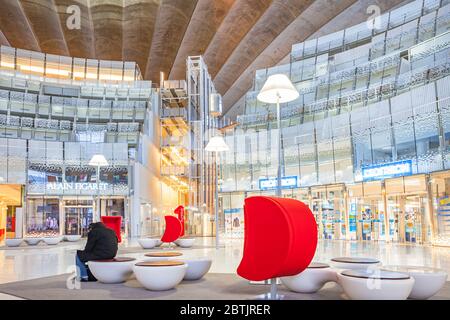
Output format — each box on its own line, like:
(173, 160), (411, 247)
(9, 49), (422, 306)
(0, 238), (449, 299)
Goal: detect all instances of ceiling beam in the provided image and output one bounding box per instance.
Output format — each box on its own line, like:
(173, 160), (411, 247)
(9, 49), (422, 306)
(90, 0), (123, 61)
(53, 0), (96, 58)
(0, 30), (10, 46)
(203, 0), (273, 79)
(212, 0), (315, 95)
(19, 0), (70, 55)
(0, 0), (40, 51)
(144, 0), (198, 84)
(168, 0), (235, 80)
(123, 0), (160, 75)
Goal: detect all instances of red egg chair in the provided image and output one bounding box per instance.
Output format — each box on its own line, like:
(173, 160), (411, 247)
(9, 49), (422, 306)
(237, 196), (317, 298)
(161, 215), (182, 247)
(101, 216), (122, 243)
(174, 205), (185, 237)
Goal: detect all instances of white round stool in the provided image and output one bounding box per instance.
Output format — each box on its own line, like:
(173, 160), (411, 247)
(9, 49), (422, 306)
(174, 238), (195, 248)
(138, 238), (158, 249)
(5, 239), (23, 247)
(87, 257), (136, 284)
(382, 265), (448, 299)
(182, 258), (212, 280)
(24, 238), (42, 246)
(281, 262), (337, 293)
(65, 235), (82, 242)
(43, 237), (63, 245)
(337, 269), (414, 300)
(133, 261), (187, 291)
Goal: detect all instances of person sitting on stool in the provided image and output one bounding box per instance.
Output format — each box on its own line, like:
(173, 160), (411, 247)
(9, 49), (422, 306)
(76, 222), (118, 281)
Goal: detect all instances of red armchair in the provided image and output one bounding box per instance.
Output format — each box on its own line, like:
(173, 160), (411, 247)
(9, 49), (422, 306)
(161, 215), (182, 244)
(101, 216), (122, 243)
(237, 196), (317, 282)
(174, 206), (185, 237)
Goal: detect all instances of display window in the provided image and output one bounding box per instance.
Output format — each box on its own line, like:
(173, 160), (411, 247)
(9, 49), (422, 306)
(26, 197), (60, 237)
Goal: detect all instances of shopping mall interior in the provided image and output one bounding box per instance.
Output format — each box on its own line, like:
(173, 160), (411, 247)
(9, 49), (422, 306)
(0, 0), (449, 305)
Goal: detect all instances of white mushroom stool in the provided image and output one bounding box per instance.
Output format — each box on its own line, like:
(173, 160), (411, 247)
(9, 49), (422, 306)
(133, 261), (187, 291)
(5, 239), (23, 247)
(65, 235), (82, 242)
(382, 265), (448, 299)
(337, 269), (414, 300)
(138, 238), (159, 249)
(87, 257), (136, 284)
(182, 258), (212, 280)
(331, 257), (381, 271)
(148, 238), (162, 247)
(43, 236), (63, 245)
(281, 262), (337, 293)
(24, 238), (42, 246)
(174, 238), (195, 248)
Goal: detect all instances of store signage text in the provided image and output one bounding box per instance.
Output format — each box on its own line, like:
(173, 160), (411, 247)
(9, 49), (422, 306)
(46, 182), (108, 191)
(259, 176), (298, 191)
(362, 160), (412, 181)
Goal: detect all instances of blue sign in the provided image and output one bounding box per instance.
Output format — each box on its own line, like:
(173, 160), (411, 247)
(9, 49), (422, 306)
(224, 208), (241, 214)
(362, 160), (412, 181)
(259, 176), (298, 191)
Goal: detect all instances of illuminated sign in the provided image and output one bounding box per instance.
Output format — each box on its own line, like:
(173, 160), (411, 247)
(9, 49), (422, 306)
(46, 182), (108, 191)
(259, 176), (298, 191)
(362, 160), (412, 181)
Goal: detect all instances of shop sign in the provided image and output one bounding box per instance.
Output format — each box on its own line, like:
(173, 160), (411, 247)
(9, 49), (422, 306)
(46, 182), (108, 191)
(259, 176), (298, 191)
(362, 160), (412, 181)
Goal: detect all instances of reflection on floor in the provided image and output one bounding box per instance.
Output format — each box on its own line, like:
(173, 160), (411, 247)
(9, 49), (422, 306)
(0, 238), (449, 300)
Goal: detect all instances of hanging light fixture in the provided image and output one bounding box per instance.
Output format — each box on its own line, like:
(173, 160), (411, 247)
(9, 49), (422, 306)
(205, 135), (229, 152)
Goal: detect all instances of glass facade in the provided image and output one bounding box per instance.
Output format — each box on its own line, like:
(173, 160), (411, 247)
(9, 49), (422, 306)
(0, 43), (153, 239)
(220, 0), (450, 246)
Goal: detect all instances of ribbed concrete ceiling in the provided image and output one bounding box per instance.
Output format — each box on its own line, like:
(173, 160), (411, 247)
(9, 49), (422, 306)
(0, 0), (409, 114)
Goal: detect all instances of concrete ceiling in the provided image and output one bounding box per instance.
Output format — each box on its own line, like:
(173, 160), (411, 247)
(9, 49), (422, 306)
(0, 0), (409, 115)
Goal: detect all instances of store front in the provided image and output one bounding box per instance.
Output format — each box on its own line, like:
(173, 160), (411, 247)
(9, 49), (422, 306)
(25, 163), (130, 238)
(220, 171), (444, 245)
(25, 196), (128, 238)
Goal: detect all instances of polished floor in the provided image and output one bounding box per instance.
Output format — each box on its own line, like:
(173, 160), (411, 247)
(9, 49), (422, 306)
(0, 238), (449, 300)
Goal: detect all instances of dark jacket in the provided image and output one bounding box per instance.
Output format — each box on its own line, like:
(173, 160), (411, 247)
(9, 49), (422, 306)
(77, 222), (118, 263)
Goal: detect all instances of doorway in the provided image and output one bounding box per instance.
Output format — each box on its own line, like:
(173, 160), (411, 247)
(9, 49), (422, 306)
(385, 175), (429, 244)
(63, 199), (94, 237)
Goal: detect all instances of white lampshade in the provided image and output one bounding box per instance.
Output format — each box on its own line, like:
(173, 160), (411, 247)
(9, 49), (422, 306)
(257, 74), (299, 104)
(89, 154), (109, 167)
(205, 135), (229, 152)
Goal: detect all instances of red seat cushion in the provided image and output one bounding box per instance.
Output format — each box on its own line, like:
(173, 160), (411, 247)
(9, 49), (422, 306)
(237, 196), (317, 281)
(161, 215), (182, 243)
